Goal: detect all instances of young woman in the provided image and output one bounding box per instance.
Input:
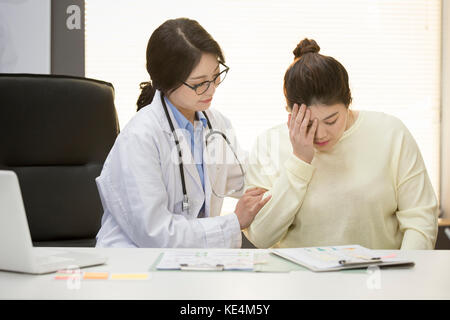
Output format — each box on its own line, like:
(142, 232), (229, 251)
(95, 18), (270, 248)
(244, 38), (438, 250)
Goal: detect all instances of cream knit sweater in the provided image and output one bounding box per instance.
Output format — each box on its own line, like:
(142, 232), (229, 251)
(244, 111), (439, 249)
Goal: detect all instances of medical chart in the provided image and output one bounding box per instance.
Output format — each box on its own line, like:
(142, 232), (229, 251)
(156, 250), (254, 271)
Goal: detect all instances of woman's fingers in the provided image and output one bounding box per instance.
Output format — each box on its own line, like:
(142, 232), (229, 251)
(244, 187), (259, 194)
(300, 107), (311, 138)
(288, 103), (316, 164)
(245, 187), (268, 196)
(307, 118), (318, 142)
(289, 104), (299, 131)
(293, 104), (306, 138)
(256, 194), (272, 210)
(248, 192), (271, 213)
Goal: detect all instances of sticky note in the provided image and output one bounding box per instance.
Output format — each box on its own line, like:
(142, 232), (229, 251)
(54, 275), (81, 280)
(83, 272), (109, 280)
(54, 269), (82, 280)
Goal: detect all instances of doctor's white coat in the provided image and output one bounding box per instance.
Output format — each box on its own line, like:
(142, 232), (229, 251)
(95, 91), (245, 248)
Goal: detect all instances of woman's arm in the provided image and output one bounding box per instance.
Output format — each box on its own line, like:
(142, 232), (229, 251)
(245, 105), (318, 248)
(244, 132), (315, 248)
(395, 123), (439, 249)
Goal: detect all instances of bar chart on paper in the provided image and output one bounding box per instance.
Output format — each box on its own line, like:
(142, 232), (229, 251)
(270, 245), (414, 272)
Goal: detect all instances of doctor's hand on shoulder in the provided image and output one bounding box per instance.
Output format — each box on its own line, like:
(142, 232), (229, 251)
(234, 187), (271, 229)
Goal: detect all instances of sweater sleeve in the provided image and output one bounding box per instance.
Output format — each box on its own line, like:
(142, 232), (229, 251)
(244, 132), (315, 248)
(395, 123), (439, 250)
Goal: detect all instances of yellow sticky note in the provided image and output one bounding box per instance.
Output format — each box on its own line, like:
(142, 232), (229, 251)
(110, 273), (149, 280)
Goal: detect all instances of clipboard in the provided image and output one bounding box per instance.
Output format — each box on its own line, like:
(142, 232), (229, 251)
(270, 245), (415, 272)
(149, 250), (308, 273)
(152, 250), (255, 271)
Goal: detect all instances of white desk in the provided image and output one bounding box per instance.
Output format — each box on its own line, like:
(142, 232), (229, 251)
(0, 248), (449, 300)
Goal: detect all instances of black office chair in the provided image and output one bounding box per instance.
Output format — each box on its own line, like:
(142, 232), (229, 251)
(0, 74), (119, 247)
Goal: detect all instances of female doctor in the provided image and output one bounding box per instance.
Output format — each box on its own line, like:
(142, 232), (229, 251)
(95, 18), (270, 248)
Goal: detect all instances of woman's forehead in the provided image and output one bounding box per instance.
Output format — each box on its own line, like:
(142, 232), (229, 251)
(188, 53), (219, 80)
(309, 103), (346, 119)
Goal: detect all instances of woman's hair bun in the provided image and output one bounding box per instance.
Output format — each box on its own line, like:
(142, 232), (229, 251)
(293, 38), (320, 58)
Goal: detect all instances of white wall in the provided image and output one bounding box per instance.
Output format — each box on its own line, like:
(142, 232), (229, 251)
(0, 0), (50, 73)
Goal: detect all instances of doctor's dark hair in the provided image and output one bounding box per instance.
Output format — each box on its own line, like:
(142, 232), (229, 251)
(283, 38), (352, 110)
(137, 18), (225, 111)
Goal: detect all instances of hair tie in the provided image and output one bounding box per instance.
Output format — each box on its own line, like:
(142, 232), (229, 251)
(140, 81), (152, 90)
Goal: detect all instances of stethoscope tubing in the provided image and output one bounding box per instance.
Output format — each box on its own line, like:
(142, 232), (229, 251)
(160, 92), (213, 213)
(160, 91), (244, 212)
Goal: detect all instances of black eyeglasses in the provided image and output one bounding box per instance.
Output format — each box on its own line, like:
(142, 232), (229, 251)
(183, 61), (229, 95)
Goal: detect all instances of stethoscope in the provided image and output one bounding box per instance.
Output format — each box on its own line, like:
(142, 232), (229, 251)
(160, 91), (244, 214)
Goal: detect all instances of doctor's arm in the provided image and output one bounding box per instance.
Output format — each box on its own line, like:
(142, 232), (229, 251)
(97, 130), (241, 248)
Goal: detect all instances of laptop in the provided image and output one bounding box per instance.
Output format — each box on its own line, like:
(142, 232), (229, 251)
(0, 170), (107, 274)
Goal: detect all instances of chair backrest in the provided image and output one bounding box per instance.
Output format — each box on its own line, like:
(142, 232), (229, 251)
(0, 74), (120, 247)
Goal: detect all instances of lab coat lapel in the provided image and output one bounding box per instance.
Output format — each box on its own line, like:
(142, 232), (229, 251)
(203, 125), (217, 218)
(203, 110), (221, 218)
(203, 131), (218, 191)
(154, 92), (203, 193)
(203, 109), (219, 183)
(183, 152), (203, 193)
